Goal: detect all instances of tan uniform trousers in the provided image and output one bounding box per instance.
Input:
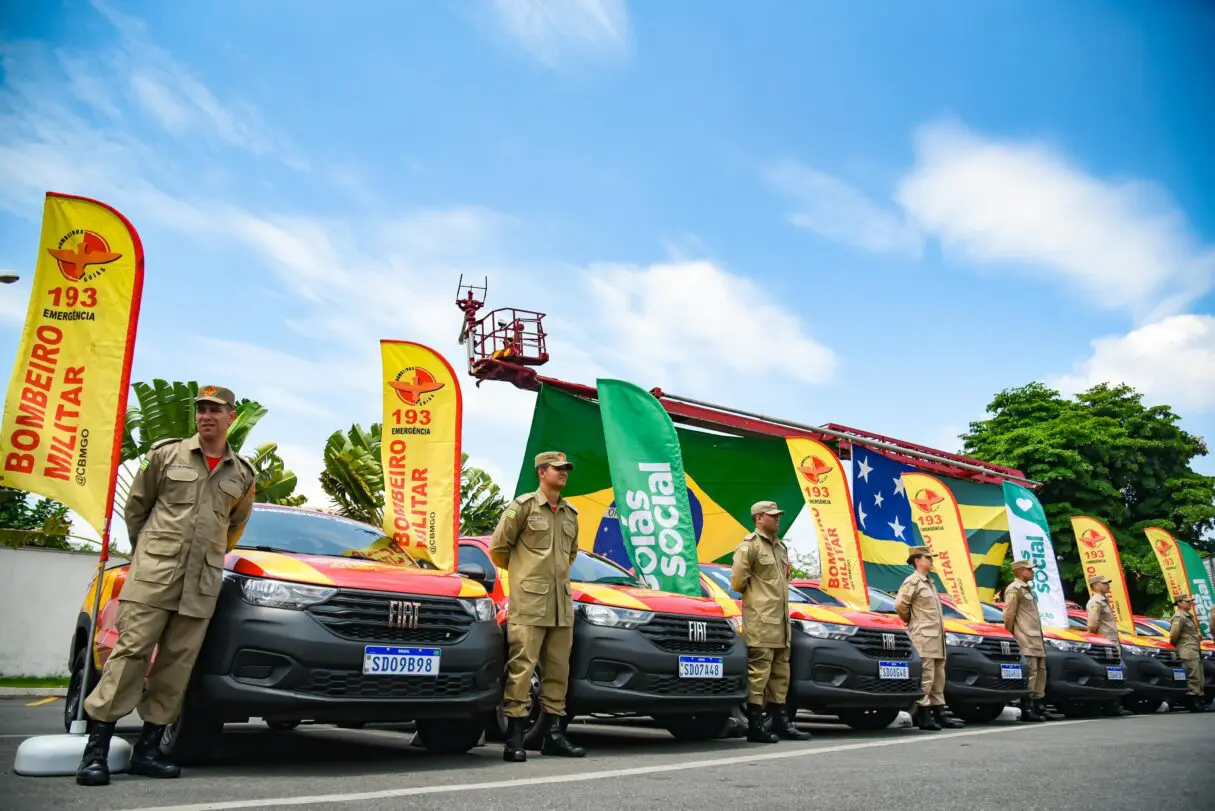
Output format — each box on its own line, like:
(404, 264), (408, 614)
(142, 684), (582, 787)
(83, 601), (210, 725)
(1181, 656), (1205, 697)
(747, 646), (790, 705)
(917, 657), (946, 707)
(503, 624), (573, 718)
(1025, 655), (1047, 700)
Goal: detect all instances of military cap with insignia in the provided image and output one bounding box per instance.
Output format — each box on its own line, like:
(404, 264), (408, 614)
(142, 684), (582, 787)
(535, 451), (574, 470)
(195, 385), (237, 408)
(906, 545), (935, 565)
(1011, 559), (1036, 572)
(1174, 594), (1194, 605)
(1087, 574), (1112, 587)
(750, 500), (784, 517)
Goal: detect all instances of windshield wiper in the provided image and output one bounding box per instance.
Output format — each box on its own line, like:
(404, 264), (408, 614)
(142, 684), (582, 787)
(241, 545), (300, 555)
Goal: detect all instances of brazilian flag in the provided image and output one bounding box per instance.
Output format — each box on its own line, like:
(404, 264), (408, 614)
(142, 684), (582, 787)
(514, 385), (804, 568)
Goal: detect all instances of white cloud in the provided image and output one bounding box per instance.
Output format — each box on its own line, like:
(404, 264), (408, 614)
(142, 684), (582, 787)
(897, 120), (1215, 321)
(489, 0), (631, 71)
(1053, 314), (1215, 412)
(765, 161), (923, 257)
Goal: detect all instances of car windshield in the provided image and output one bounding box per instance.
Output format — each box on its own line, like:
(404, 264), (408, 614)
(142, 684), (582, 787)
(1067, 615), (1087, 629)
(788, 583), (840, 607)
(235, 507), (418, 567)
(979, 603), (1006, 624)
(701, 566), (809, 603)
(868, 587), (899, 614)
(570, 552), (644, 586)
(940, 601), (967, 621)
(1134, 622), (1164, 637)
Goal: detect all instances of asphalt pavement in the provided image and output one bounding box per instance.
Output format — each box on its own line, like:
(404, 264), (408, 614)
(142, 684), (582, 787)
(2, 698), (1212, 811)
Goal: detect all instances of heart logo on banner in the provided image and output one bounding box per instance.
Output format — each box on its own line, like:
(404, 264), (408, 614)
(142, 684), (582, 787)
(1016, 498), (1034, 513)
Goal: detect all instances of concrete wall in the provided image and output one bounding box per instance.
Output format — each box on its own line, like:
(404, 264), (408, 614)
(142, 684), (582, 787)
(0, 547), (126, 677)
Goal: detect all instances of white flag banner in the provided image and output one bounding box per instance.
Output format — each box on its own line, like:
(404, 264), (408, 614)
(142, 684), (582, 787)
(1003, 482), (1069, 630)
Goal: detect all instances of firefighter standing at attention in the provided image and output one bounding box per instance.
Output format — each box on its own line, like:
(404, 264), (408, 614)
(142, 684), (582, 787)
(490, 451), (586, 762)
(895, 546), (962, 731)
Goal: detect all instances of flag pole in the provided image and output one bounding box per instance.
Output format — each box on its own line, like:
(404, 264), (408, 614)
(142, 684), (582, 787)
(73, 516), (110, 729)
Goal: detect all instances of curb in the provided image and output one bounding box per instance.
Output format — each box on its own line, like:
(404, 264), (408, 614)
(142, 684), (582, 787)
(0, 688), (68, 697)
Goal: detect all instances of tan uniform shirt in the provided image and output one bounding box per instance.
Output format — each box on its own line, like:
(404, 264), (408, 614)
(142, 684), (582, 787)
(730, 531), (791, 649)
(1002, 578), (1045, 657)
(489, 489), (579, 627)
(1170, 609), (1202, 658)
(1086, 593), (1119, 645)
(120, 435), (256, 618)
(894, 572), (946, 659)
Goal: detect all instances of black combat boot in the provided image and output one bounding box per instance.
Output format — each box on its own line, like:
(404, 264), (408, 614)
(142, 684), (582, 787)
(75, 721), (115, 786)
(502, 717), (527, 763)
(539, 715), (585, 757)
(768, 704), (811, 740)
(1188, 695), (1206, 713)
(1035, 699), (1063, 721)
(934, 706), (965, 729)
(917, 704), (941, 731)
(1018, 698), (1043, 723)
(1103, 700), (1132, 717)
(127, 723), (181, 778)
(746, 703), (778, 743)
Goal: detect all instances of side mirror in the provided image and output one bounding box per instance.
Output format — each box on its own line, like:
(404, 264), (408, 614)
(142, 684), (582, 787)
(458, 561), (488, 583)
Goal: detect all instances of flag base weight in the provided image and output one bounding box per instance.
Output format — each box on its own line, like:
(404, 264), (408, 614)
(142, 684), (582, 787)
(13, 724), (131, 777)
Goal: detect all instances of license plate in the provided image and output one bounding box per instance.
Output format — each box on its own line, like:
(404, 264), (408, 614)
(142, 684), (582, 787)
(1000, 664), (1023, 680)
(1174, 668), (1188, 681)
(878, 660), (909, 680)
(1106, 666), (1124, 681)
(362, 646), (441, 676)
(678, 655), (723, 679)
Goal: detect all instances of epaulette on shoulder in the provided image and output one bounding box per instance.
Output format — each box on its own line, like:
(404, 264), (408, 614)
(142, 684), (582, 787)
(235, 454), (257, 477)
(149, 437), (184, 451)
(515, 492), (539, 505)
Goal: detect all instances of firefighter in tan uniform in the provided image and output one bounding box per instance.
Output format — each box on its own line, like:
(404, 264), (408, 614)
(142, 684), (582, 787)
(76, 386), (256, 787)
(1086, 574), (1132, 717)
(894, 546), (959, 731)
(490, 451), (585, 762)
(1003, 560), (1047, 723)
(730, 501), (810, 743)
(1169, 595), (1206, 713)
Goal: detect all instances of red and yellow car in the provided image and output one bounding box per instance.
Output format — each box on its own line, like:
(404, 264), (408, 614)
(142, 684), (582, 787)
(1133, 614), (1215, 708)
(457, 536), (748, 743)
(66, 505), (505, 762)
(1062, 609), (1187, 714)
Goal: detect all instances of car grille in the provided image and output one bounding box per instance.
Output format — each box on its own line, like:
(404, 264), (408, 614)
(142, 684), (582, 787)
(974, 675), (1027, 691)
(306, 589), (473, 645)
(637, 614), (736, 655)
(1151, 649), (1180, 664)
(848, 676), (919, 694)
(643, 674), (745, 696)
(975, 637), (1022, 663)
(299, 670), (475, 699)
(846, 628), (914, 659)
(1085, 645), (1121, 665)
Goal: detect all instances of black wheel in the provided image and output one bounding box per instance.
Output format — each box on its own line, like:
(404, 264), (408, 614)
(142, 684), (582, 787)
(950, 702), (1005, 724)
(1127, 697), (1161, 715)
(837, 707), (900, 731)
(161, 689), (224, 765)
(657, 712), (732, 741)
(63, 647), (98, 733)
(414, 716), (485, 755)
(265, 720), (300, 731)
(1055, 700), (1099, 719)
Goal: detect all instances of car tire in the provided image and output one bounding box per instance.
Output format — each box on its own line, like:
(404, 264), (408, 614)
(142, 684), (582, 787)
(1054, 699), (1099, 719)
(265, 720), (300, 731)
(837, 707), (900, 731)
(160, 689), (224, 765)
(1127, 698), (1162, 715)
(656, 712), (733, 741)
(949, 702), (1005, 724)
(414, 716), (485, 755)
(63, 647), (98, 734)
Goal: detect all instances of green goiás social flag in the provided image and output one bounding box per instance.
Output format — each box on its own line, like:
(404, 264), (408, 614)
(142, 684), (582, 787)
(596, 378), (701, 596)
(1179, 540), (1214, 637)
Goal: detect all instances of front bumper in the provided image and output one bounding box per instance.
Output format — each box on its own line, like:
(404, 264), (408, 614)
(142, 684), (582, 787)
(1121, 654), (1189, 703)
(566, 615), (749, 714)
(193, 581), (505, 723)
(1044, 649), (1132, 702)
(944, 645), (1028, 704)
(1204, 658), (1215, 698)
(787, 631), (923, 711)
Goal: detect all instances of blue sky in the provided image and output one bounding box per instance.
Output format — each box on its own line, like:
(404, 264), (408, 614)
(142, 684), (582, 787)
(1, 0), (1213, 554)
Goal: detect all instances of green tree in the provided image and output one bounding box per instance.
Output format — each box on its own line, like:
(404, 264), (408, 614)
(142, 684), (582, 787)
(0, 485), (73, 550)
(962, 382), (1215, 615)
(117, 379), (304, 509)
(319, 422), (507, 534)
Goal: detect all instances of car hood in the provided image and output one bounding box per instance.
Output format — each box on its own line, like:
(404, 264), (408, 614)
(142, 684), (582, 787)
(810, 605), (912, 630)
(226, 550), (487, 598)
(1044, 625), (1113, 644)
(1120, 633), (1175, 650)
(943, 618), (1014, 638)
(499, 571), (735, 618)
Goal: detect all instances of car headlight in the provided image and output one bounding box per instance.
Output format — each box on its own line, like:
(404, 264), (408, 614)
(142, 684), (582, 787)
(726, 616), (744, 634)
(1046, 638), (1091, 653)
(1121, 644), (1154, 657)
(576, 603), (655, 629)
(240, 577), (337, 610)
(793, 620), (859, 640)
(946, 632), (983, 648)
(458, 597), (497, 622)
